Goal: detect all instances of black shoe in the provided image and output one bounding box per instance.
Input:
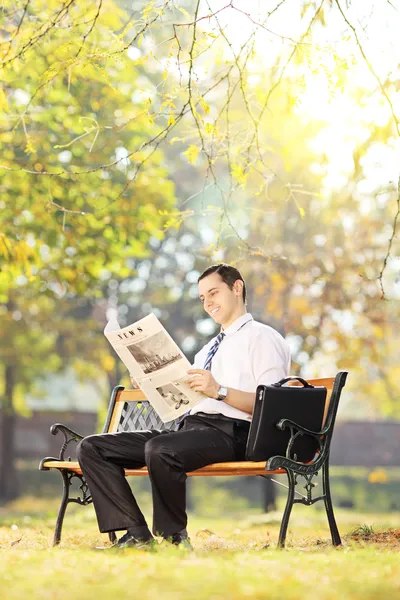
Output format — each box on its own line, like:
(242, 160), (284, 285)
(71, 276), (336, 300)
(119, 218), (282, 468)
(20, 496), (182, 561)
(117, 532), (156, 550)
(96, 532), (156, 551)
(169, 531), (193, 551)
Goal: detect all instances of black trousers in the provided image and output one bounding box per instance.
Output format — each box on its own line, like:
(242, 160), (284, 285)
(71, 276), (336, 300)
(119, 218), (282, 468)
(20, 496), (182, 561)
(76, 413), (250, 538)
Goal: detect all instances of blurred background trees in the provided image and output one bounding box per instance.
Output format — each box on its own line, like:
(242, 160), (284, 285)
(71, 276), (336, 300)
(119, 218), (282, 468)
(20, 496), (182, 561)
(1, 0), (399, 501)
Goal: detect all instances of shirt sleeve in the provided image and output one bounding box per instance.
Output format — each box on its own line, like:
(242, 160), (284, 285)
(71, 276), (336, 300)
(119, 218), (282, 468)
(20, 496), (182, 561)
(249, 328), (291, 387)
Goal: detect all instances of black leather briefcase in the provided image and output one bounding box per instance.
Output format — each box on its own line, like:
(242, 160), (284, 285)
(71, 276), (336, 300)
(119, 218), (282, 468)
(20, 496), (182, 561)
(245, 377), (327, 462)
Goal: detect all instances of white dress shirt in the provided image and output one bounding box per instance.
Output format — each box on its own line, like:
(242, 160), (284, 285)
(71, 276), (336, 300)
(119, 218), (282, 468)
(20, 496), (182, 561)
(190, 313), (291, 422)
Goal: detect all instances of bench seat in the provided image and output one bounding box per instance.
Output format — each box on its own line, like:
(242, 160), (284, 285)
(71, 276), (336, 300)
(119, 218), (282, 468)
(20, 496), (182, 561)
(41, 459), (286, 477)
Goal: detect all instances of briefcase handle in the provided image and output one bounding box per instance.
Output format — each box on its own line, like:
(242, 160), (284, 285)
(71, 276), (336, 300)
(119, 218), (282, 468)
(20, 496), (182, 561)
(271, 376), (314, 388)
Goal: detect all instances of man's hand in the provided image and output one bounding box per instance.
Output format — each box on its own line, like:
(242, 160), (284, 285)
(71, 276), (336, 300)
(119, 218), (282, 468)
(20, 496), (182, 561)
(186, 369), (219, 399)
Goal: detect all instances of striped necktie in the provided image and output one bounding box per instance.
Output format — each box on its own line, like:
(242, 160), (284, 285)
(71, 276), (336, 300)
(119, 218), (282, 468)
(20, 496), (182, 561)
(203, 332), (225, 371)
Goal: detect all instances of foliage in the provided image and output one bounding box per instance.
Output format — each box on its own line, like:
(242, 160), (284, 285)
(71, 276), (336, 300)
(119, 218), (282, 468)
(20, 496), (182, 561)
(0, 0), (175, 296)
(1, 0), (400, 503)
(2, 1), (399, 289)
(0, 0), (176, 499)
(0, 0), (176, 383)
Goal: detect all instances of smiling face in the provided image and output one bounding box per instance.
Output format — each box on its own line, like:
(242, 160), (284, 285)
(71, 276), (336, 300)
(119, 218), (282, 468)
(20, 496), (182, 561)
(198, 272), (246, 329)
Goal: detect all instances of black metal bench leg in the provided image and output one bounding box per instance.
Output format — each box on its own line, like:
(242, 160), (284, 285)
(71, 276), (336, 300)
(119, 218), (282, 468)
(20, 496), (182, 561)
(322, 462), (341, 546)
(278, 469), (295, 548)
(53, 470), (71, 547)
(109, 532), (117, 544)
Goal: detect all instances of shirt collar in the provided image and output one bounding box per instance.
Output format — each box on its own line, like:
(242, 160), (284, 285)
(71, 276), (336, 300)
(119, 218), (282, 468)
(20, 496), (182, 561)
(221, 312), (253, 336)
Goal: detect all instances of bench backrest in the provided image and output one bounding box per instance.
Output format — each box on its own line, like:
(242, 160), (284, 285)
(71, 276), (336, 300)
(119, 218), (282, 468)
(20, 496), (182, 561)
(103, 388), (178, 434)
(103, 375), (345, 436)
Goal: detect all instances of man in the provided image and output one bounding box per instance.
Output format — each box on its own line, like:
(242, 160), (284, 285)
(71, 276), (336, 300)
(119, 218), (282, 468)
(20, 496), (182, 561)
(77, 264), (290, 550)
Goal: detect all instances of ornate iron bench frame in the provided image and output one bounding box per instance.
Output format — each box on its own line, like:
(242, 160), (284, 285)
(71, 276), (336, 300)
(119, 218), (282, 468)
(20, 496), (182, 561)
(39, 371), (348, 548)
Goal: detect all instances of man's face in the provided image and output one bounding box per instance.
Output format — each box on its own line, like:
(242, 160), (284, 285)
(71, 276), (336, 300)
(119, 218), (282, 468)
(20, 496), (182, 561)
(198, 272), (243, 326)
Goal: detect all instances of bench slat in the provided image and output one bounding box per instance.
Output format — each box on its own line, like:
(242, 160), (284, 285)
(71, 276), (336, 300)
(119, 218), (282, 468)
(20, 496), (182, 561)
(41, 460), (286, 476)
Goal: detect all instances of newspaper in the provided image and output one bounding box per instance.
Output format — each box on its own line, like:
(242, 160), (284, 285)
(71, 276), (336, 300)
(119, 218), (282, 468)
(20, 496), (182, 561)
(104, 313), (204, 422)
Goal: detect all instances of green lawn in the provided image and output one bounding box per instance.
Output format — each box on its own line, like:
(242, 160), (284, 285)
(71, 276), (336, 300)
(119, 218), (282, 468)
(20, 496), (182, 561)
(0, 497), (399, 600)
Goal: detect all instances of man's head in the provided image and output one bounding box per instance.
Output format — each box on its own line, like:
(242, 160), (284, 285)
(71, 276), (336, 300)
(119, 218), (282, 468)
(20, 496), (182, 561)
(197, 263), (247, 329)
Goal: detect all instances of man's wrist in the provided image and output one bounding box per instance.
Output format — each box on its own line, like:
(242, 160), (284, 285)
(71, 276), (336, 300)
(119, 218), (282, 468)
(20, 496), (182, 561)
(210, 383), (219, 400)
(216, 385), (228, 402)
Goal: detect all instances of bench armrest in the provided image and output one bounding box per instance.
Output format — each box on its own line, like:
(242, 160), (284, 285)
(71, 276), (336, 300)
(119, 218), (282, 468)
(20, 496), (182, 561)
(48, 423), (84, 462)
(276, 418), (325, 461)
(50, 423), (84, 441)
(277, 418), (328, 439)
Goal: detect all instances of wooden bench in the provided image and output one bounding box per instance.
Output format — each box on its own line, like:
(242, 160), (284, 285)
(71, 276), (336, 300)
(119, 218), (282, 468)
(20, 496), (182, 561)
(39, 371), (348, 548)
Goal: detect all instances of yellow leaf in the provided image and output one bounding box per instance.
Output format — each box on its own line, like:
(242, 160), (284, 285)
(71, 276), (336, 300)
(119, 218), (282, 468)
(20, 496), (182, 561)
(205, 123), (215, 135)
(373, 325), (384, 339)
(291, 194), (306, 218)
(178, 6), (191, 18)
(282, 151), (292, 173)
(118, 21), (136, 40)
(101, 355), (115, 372)
(0, 85), (9, 113)
(25, 135), (36, 155)
(290, 296), (310, 314)
(231, 162), (248, 187)
(0, 233), (10, 259)
(183, 144), (200, 165)
(168, 114), (175, 126)
(368, 468), (388, 484)
(200, 97), (210, 115)
(143, 1), (156, 20)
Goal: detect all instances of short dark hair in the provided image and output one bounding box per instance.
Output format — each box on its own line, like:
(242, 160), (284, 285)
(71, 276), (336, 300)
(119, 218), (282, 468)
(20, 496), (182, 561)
(198, 263), (247, 302)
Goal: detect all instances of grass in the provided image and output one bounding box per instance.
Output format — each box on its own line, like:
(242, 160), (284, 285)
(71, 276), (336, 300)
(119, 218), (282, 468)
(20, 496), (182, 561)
(1, 497), (400, 600)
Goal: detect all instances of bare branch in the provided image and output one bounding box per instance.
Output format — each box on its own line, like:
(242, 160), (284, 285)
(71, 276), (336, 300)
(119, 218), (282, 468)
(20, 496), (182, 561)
(334, 0), (400, 297)
(231, 3), (311, 46)
(378, 176), (400, 299)
(334, 0), (400, 136)
(75, 0), (103, 58)
(172, 1), (233, 29)
(257, 0), (325, 127)
(0, 0), (31, 60)
(1, 0), (77, 67)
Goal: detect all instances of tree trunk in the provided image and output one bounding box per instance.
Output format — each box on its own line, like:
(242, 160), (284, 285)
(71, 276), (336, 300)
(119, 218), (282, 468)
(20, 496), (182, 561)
(0, 364), (19, 504)
(107, 359), (123, 393)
